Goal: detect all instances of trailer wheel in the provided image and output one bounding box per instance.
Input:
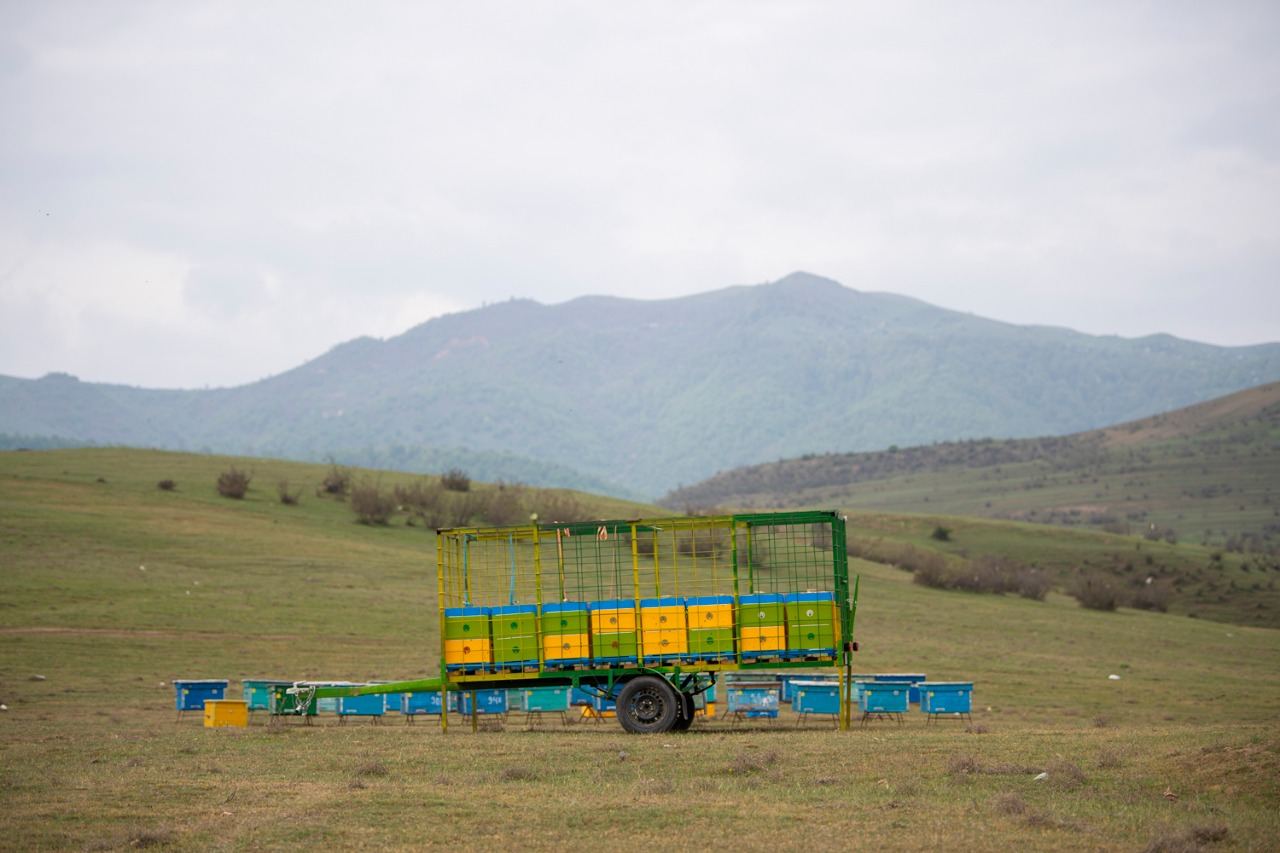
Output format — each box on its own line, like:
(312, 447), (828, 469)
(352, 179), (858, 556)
(671, 693), (695, 731)
(616, 676), (679, 734)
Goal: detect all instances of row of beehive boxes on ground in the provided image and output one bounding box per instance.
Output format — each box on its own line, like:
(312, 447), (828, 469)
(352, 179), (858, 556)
(722, 673), (974, 720)
(445, 592), (839, 672)
(177, 680), (720, 726)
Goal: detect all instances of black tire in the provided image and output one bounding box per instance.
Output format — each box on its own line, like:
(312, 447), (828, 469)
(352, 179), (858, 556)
(671, 693), (695, 731)
(616, 676), (680, 734)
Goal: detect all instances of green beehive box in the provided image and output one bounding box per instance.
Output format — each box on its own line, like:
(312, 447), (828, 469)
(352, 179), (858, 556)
(445, 608), (491, 641)
(688, 627), (735, 657)
(593, 631), (638, 663)
(268, 684), (317, 716)
(491, 604), (539, 668)
(739, 593), (786, 626)
(541, 603), (588, 635)
(785, 592), (837, 650)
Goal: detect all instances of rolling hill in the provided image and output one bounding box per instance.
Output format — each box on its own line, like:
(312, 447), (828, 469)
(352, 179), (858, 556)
(3, 272), (1278, 498)
(664, 381), (1280, 552)
(1, 447), (1278, 849)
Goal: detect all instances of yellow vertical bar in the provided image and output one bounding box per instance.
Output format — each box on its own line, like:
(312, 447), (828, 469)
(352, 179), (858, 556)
(533, 525), (544, 672)
(630, 523), (642, 663)
(437, 531), (448, 734)
(652, 525), (661, 598)
(556, 529), (566, 601)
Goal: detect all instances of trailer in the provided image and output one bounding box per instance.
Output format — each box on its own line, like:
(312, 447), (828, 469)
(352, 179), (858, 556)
(286, 510), (860, 734)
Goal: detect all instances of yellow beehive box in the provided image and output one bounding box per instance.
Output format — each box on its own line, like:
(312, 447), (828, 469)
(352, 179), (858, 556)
(740, 625), (786, 653)
(641, 629), (689, 657)
(639, 603), (686, 631)
(687, 601), (733, 628)
(203, 699), (248, 728)
(543, 633), (590, 663)
(445, 638), (492, 667)
(590, 606), (636, 633)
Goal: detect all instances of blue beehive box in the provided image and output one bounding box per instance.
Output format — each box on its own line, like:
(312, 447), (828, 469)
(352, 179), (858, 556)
(336, 692), (386, 718)
(173, 679), (227, 714)
(860, 681), (910, 714)
(401, 691), (454, 716)
(792, 680), (841, 716)
(780, 672), (836, 702)
(570, 686), (595, 706)
(241, 679), (291, 712)
(459, 688), (509, 715)
(873, 673), (927, 704)
(921, 682), (973, 715)
(522, 686), (572, 712)
(726, 682), (781, 718)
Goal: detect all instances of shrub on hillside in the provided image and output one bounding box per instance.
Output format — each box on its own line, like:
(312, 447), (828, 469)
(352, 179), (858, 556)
(1070, 572), (1120, 611)
(216, 467), (251, 499)
(277, 479), (301, 506)
(1129, 578), (1173, 612)
(931, 525), (953, 542)
(528, 490), (585, 524)
(441, 468), (471, 492)
(350, 482), (396, 525)
(320, 462), (351, 498)
(157, 479), (176, 492)
(395, 480), (445, 527)
(485, 483), (526, 526)
(1014, 567), (1052, 601)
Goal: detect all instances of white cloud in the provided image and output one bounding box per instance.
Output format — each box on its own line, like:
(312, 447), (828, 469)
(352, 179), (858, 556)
(1, 2), (1278, 387)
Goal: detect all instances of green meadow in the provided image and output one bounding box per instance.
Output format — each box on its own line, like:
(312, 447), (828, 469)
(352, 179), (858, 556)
(1, 449), (1277, 850)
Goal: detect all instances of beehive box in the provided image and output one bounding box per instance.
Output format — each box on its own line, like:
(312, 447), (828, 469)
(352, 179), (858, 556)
(458, 688), (509, 715)
(738, 594), (786, 659)
(522, 686), (571, 712)
(490, 604), (538, 669)
(241, 679), (291, 712)
(726, 681), (781, 718)
(268, 683), (318, 717)
(873, 673), (927, 704)
(173, 679), (228, 713)
(336, 693), (386, 718)
(686, 594), (735, 661)
(444, 606), (492, 671)
(792, 681), (841, 716)
(640, 596), (689, 661)
(921, 682), (973, 715)
(203, 699), (248, 728)
(784, 591), (837, 658)
(590, 599), (639, 664)
(401, 691), (455, 715)
(860, 681), (910, 714)
(541, 602), (589, 666)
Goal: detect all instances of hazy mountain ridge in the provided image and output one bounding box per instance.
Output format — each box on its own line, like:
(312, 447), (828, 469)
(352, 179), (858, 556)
(2, 272), (1278, 497)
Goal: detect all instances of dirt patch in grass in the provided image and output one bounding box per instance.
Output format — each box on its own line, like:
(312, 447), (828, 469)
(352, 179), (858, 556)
(1044, 759), (1088, 791)
(500, 766), (538, 782)
(1142, 823), (1230, 853)
(992, 792), (1027, 815)
(728, 749), (781, 775)
(85, 827), (175, 850)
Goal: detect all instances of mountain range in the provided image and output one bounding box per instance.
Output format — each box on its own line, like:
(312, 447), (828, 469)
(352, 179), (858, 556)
(2, 272), (1278, 498)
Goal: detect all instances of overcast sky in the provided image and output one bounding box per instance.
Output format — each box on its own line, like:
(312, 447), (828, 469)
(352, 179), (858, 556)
(2, 2), (1278, 389)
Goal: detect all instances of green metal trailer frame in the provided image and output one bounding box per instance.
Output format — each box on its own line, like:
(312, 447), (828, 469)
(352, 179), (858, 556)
(292, 510), (859, 733)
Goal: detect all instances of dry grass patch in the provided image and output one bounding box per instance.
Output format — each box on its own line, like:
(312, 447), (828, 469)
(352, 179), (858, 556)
(1142, 823), (1230, 853)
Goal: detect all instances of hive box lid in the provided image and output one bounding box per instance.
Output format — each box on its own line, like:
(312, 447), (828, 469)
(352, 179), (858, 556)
(541, 601), (587, 613)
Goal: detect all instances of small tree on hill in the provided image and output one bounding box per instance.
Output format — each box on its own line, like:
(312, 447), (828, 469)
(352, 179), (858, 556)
(441, 468), (471, 492)
(351, 481), (396, 525)
(216, 467), (251, 499)
(320, 462), (351, 499)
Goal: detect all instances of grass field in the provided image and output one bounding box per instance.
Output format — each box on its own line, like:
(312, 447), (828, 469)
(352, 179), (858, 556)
(2, 449), (1278, 850)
